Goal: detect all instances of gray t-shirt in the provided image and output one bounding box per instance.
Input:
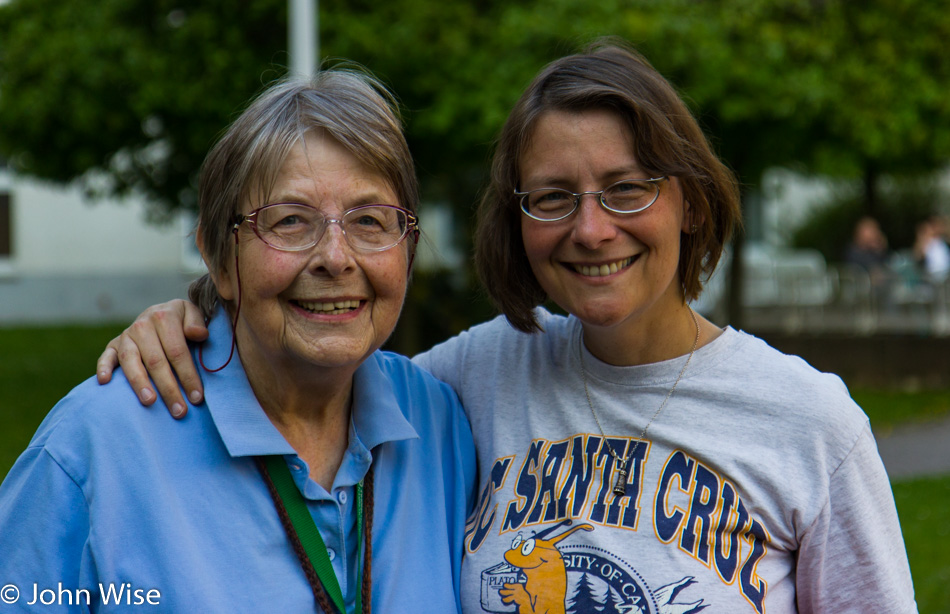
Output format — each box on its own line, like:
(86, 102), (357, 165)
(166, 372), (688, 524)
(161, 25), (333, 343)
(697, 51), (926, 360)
(415, 308), (916, 614)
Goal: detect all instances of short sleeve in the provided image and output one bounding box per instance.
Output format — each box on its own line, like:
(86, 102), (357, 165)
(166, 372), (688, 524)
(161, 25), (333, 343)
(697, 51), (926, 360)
(794, 425), (917, 613)
(0, 445), (93, 601)
(412, 335), (467, 398)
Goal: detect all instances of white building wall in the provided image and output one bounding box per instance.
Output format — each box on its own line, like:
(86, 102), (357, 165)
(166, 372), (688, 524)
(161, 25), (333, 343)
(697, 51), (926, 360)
(3, 171), (198, 274)
(0, 169), (204, 325)
(0, 168), (466, 326)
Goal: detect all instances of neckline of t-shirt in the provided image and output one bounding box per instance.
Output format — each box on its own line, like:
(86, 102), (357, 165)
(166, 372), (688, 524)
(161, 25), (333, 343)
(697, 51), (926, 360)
(567, 317), (745, 388)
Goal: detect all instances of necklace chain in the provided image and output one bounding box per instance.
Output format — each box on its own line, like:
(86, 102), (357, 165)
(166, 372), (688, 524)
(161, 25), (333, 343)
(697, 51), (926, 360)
(579, 306), (700, 497)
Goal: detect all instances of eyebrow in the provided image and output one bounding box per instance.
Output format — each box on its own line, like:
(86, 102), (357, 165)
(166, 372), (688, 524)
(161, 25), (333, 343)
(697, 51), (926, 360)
(265, 191), (396, 208)
(521, 167), (648, 189)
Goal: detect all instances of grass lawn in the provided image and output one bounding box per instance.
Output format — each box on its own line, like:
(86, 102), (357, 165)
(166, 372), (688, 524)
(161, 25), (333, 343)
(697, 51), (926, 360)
(1, 325), (948, 610)
(852, 387), (950, 431)
(893, 475), (950, 613)
(0, 323), (126, 477)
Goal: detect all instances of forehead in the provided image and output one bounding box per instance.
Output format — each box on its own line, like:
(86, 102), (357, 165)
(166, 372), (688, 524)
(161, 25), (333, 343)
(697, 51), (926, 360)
(519, 109), (640, 185)
(252, 131), (397, 209)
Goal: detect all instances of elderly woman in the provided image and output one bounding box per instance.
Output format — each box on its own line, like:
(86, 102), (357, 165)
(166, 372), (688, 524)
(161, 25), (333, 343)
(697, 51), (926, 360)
(0, 70), (475, 613)
(97, 42), (915, 612)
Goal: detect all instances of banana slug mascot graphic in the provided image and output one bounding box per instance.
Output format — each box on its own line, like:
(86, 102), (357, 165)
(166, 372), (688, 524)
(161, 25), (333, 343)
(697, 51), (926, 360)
(481, 521), (707, 614)
(500, 521), (594, 613)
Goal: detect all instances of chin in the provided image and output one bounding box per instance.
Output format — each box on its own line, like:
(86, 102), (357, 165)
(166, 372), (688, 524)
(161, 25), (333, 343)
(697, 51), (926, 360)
(558, 294), (629, 322)
(578, 315), (633, 331)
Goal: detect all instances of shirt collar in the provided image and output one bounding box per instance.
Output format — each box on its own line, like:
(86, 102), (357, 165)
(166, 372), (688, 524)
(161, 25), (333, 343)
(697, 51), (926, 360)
(350, 352), (419, 450)
(196, 307), (418, 459)
(197, 310), (294, 458)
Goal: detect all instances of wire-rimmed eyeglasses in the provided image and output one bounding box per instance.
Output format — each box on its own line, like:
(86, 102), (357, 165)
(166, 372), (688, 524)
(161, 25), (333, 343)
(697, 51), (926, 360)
(234, 203), (419, 252)
(515, 177), (667, 222)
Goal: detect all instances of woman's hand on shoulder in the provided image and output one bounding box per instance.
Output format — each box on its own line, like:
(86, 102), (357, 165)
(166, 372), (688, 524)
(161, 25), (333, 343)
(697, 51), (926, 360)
(96, 299), (208, 419)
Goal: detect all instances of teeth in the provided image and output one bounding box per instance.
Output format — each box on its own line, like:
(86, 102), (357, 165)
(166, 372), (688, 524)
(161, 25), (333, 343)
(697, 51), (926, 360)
(575, 257), (633, 277)
(297, 300), (361, 314)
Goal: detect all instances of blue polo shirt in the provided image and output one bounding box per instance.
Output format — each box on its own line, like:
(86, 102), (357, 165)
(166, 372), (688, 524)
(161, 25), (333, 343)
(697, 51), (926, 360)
(0, 312), (476, 612)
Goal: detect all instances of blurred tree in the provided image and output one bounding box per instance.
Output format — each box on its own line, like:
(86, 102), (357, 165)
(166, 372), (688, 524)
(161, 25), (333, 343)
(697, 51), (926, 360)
(636, 0), (950, 201)
(6, 0), (947, 216)
(322, 0), (652, 250)
(0, 0), (287, 218)
(2, 0), (949, 331)
(622, 0), (950, 322)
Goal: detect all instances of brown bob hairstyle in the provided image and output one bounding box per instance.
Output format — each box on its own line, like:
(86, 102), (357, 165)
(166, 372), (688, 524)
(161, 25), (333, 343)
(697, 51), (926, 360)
(190, 68), (419, 319)
(474, 40), (741, 333)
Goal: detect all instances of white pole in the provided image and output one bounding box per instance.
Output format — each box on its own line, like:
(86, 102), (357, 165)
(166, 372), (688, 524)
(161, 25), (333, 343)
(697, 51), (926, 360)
(288, 0), (318, 77)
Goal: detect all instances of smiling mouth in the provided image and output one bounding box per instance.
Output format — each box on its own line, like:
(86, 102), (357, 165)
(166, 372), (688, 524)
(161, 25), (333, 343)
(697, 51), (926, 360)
(572, 256), (634, 277)
(293, 299), (362, 315)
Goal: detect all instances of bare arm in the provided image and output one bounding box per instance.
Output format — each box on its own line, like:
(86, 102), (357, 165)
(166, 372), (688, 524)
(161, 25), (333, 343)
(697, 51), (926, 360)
(96, 299), (208, 418)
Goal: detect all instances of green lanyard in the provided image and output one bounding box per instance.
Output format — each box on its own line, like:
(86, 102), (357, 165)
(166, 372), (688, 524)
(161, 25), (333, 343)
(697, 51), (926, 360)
(260, 455), (366, 614)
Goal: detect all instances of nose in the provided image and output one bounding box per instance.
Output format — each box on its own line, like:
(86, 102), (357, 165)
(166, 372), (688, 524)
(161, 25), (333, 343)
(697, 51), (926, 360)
(570, 194), (618, 248)
(309, 221), (355, 276)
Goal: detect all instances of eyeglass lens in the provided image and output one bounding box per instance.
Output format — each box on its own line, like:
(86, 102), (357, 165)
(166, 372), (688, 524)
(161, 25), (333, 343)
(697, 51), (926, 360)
(252, 204), (410, 251)
(522, 179), (660, 220)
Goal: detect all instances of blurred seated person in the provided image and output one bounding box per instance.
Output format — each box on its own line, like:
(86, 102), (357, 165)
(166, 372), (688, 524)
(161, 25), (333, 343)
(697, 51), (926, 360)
(843, 216), (893, 302)
(844, 216), (889, 272)
(914, 214), (950, 283)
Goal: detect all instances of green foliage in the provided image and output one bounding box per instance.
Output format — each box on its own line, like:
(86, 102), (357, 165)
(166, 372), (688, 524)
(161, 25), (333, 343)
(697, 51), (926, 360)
(6, 0), (950, 216)
(320, 0), (657, 213)
(3, 0), (950, 327)
(0, 0), (287, 216)
(636, 0), (950, 183)
(3, 0), (950, 212)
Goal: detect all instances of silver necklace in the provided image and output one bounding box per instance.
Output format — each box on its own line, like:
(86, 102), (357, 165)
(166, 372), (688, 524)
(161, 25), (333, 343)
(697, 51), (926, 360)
(579, 306), (700, 497)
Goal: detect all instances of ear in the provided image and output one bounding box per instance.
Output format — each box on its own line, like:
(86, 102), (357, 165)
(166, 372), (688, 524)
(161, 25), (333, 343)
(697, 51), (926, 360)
(681, 200), (705, 234)
(197, 224), (236, 301)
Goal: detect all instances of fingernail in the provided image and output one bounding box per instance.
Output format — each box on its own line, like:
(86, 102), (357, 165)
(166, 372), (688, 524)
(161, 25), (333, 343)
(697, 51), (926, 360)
(171, 403), (185, 418)
(140, 389), (155, 403)
(189, 390), (202, 404)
